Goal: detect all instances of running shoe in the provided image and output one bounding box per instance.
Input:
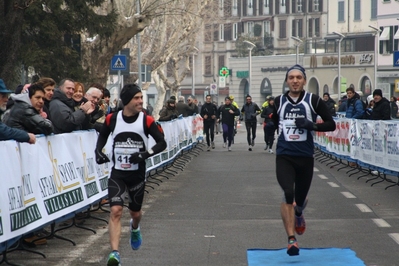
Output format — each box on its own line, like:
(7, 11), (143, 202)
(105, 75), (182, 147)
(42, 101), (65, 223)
(207, 146), (211, 151)
(223, 142), (227, 148)
(269, 149), (273, 154)
(251, 140), (255, 146)
(287, 239), (299, 256)
(228, 146), (232, 151)
(211, 142), (215, 149)
(295, 214), (306, 235)
(129, 219), (142, 250)
(248, 146), (252, 151)
(264, 145), (268, 150)
(107, 251), (121, 266)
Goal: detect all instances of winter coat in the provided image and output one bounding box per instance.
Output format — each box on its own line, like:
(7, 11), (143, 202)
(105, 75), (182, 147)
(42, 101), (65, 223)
(371, 97), (391, 120)
(2, 93), (53, 135)
(176, 101), (191, 117)
(241, 102), (261, 122)
(261, 104), (274, 124)
(187, 103), (199, 116)
(0, 110), (30, 142)
(49, 89), (88, 134)
(324, 98), (336, 116)
(345, 93), (364, 119)
(158, 105), (179, 121)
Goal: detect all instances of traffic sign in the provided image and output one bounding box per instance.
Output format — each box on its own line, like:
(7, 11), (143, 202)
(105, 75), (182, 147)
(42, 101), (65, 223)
(109, 49), (130, 75)
(394, 51), (399, 67)
(219, 67), (230, 77)
(111, 55), (127, 71)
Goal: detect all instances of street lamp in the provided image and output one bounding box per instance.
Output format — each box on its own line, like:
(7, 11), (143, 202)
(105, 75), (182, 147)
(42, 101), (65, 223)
(191, 46), (199, 97)
(368, 25), (382, 92)
(333, 31), (345, 100)
(243, 40), (256, 95)
(291, 36), (303, 64)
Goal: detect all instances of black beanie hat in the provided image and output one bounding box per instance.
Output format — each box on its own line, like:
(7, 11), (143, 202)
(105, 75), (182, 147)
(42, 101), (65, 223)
(323, 92), (330, 97)
(285, 64), (306, 81)
(373, 89), (382, 97)
(120, 84), (141, 105)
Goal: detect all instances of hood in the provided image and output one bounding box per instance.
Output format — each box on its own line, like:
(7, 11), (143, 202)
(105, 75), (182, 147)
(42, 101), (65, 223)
(52, 88), (75, 107)
(10, 93), (31, 106)
(375, 97), (390, 106)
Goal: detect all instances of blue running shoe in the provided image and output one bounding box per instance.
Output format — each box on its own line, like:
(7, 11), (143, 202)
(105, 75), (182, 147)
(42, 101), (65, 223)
(129, 219), (142, 250)
(107, 251), (121, 266)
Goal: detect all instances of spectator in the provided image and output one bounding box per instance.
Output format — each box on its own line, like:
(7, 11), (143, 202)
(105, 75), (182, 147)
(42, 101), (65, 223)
(158, 99), (178, 121)
(338, 95), (347, 112)
(390, 96), (398, 119)
(345, 87), (364, 119)
(176, 96), (190, 117)
(146, 102), (153, 116)
(49, 78), (95, 134)
(85, 87), (105, 131)
(322, 92), (336, 117)
(371, 89), (391, 120)
(3, 84), (53, 135)
(35, 77), (55, 120)
(0, 79), (36, 144)
(197, 101), (203, 110)
(187, 96), (199, 115)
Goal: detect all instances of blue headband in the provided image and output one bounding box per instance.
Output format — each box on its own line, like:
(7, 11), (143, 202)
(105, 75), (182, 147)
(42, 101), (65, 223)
(285, 64), (306, 81)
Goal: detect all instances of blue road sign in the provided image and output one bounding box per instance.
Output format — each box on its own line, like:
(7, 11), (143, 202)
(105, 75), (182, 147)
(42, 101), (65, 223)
(111, 55), (127, 71)
(394, 51), (399, 67)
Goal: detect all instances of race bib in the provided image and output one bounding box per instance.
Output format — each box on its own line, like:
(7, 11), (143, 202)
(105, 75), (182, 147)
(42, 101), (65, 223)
(114, 147), (139, 171)
(282, 120), (307, 142)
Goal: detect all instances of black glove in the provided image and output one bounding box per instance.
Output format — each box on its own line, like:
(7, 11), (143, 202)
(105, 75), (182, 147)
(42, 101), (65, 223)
(95, 149), (110, 164)
(129, 151), (150, 164)
(170, 114), (177, 120)
(239, 117), (243, 121)
(295, 118), (315, 131)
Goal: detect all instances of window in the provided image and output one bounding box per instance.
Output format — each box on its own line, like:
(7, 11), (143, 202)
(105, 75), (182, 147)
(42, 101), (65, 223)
(219, 24), (224, 41)
(248, 22), (254, 36)
(343, 39), (355, 52)
(326, 39), (336, 53)
(263, 0), (270, 14)
(219, 0), (224, 17)
(354, 0), (361, 21)
(218, 56), (225, 73)
(314, 18), (320, 37)
(205, 56), (212, 75)
(204, 24), (212, 42)
(308, 19), (313, 37)
(338, 1), (345, 22)
(371, 0), (377, 19)
(264, 0), (269, 7)
(281, 0), (286, 6)
(297, 0), (302, 12)
(213, 24), (219, 41)
(308, 0), (313, 12)
(233, 23), (238, 40)
(279, 20), (286, 38)
(292, 20), (297, 37)
(224, 23), (232, 40)
(314, 0), (319, 11)
(298, 19), (303, 37)
(263, 20), (270, 34)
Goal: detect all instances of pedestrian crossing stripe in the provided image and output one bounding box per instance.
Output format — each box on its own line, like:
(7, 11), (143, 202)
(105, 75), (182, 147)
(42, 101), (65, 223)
(113, 58), (125, 69)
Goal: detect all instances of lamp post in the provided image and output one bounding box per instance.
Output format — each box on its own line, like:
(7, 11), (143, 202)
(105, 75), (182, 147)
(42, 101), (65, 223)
(333, 31), (345, 100)
(291, 36), (303, 64)
(191, 46), (199, 97)
(243, 40), (256, 95)
(368, 25), (382, 92)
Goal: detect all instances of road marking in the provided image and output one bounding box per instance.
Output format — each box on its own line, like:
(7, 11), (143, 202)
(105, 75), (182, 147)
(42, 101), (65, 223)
(314, 167), (319, 172)
(327, 182), (340, 187)
(341, 192), (356, 198)
(318, 174), (328, 180)
(389, 233), (399, 245)
(355, 204), (372, 212)
(372, 219), (391, 228)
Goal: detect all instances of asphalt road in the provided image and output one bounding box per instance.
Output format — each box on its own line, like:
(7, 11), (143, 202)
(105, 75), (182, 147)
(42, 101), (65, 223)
(6, 125), (399, 266)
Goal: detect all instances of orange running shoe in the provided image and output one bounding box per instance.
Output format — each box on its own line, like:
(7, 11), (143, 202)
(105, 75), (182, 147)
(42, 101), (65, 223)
(295, 214), (306, 235)
(287, 239), (299, 256)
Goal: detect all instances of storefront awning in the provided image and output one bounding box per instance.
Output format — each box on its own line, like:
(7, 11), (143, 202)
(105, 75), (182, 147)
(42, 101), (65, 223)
(394, 28), (399, 40)
(379, 27), (390, 41)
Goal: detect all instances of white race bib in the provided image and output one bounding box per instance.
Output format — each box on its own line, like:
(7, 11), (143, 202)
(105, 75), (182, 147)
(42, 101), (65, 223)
(114, 147), (139, 171)
(282, 120), (307, 142)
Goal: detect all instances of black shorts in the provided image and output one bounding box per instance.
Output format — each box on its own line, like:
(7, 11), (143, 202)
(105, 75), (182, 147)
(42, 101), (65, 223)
(108, 170), (146, 212)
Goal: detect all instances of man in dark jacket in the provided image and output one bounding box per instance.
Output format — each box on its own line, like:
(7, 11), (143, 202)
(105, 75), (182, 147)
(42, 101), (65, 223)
(187, 96), (199, 115)
(241, 94), (261, 151)
(35, 77), (55, 120)
(345, 87), (364, 119)
(49, 78), (95, 134)
(176, 96), (191, 117)
(158, 99), (179, 121)
(322, 92), (336, 117)
(371, 89), (391, 120)
(3, 84), (53, 135)
(217, 96), (240, 151)
(200, 95), (218, 151)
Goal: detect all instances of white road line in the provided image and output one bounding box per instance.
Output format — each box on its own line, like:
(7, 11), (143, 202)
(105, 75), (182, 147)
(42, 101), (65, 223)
(318, 174), (328, 180)
(327, 182), (340, 187)
(341, 192), (356, 198)
(372, 219), (391, 228)
(355, 204), (372, 212)
(314, 167), (319, 172)
(389, 233), (399, 245)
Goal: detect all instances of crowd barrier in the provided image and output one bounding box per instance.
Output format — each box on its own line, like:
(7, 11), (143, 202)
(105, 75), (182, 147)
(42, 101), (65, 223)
(314, 118), (399, 183)
(0, 115), (203, 246)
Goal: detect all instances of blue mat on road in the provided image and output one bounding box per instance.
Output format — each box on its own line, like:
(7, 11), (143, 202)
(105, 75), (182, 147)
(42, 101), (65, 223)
(247, 248), (365, 266)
